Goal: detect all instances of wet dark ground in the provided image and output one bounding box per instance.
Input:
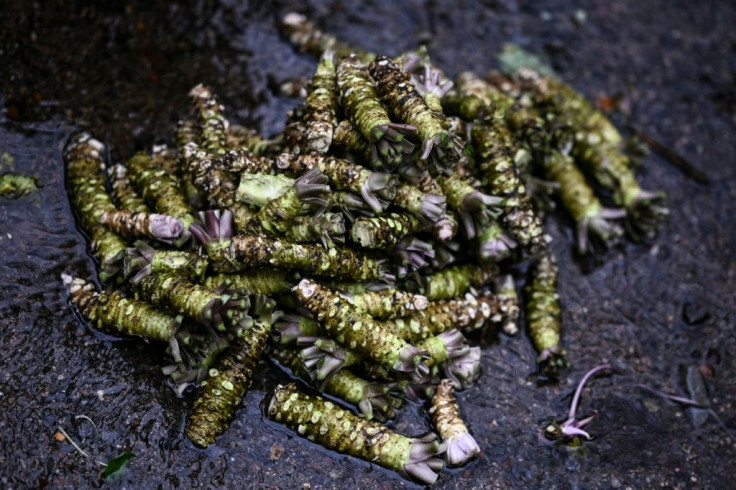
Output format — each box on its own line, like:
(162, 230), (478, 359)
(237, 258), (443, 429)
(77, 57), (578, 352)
(1, 1), (735, 488)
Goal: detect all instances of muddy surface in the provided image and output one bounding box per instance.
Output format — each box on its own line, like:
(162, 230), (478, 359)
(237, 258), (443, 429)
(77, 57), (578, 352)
(1, 1), (734, 488)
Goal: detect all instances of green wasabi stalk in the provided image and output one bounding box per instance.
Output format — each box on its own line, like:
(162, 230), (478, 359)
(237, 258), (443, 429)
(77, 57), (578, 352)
(393, 183), (447, 225)
(332, 119), (383, 169)
(203, 268), (294, 296)
(125, 241), (209, 284)
(276, 152), (398, 214)
(295, 278), (428, 376)
(416, 329), (481, 389)
(369, 55), (462, 173)
(413, 263), (500, 301)
(187, 295), (278, 448)
(235, 173), (294, 208)
(64, 133), (126, 280)
(125, 152), (196, 230)
(286, 212), (346, 248)
(495, 275), (520, 336)
(349, 212), (426, 250)
(242, 168), (330, 237)
(62, 274), (181, 342)
(189, 84), (229, 155)
(268, 383), (444, 484)
(526, 250), (568, 379)
(278, 13), (375, 62)
(429, 378), (480, 467)
(180, 141), (239, 209)
(99, 210), (184, 243)
(322, 191), (375, 221)
(191, 210), (392, 281)
(107, 164), (150, 213)
(270, 347), (401, 421)
(340, 289), (429, 320)
(337, 54), (416, 169)
(174, 119), (207, 208)
(543, 150), (624, 253)
(405, 292), (502, 336)
(303, 49), (339, 153)
(213, 148), (278, 175)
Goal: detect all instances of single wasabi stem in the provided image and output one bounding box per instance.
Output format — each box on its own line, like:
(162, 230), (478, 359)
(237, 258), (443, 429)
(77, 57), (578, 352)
(273, 313), (323, 345)
(191, 209), (392, 281)
(494, 275), (521, 336)
(136, 272), (252, 338)
(476, 219), (517, 262)
(392, 237), (435, 278)
(235, 173), (294, 208)
(226, 124), (281, 156)
(436, 164), (504, 239)
(333, 119), (384, 169)
(175, 119), (208, 208)
(340, 289), (428, 320)
(125, 152), (196, 231)
(278, 13), (375, 62)
(288, 212), (346, 248)
(213, 148), (279, 175)
(543, 150), (625, 253)
(369, 55), (463, 173)
(271, 346), (401, 421)
(187, 295), (279, 448)
(124, 241), (209, 285)
(0, 173), (37, 199)
(416, 330), (481, 389)
(404, 50), (454, 116)
(430, 378), (480, 466)
(349, 212), (427, 250)
(393, 183), (447, 225)
(62, 274), (181, 343)
(294, 278), (429, 377)
(242, 168), (330, 237)
(327, 280), (392, 295)
(526, 250), (568, 379)
(189, 84), (229, 156)
(268, 383), (444, 484)
(180, 140), (239, 208)
(107, 164), (150, 213)
(64, 133), (126, 281)
(511, 66), (668, 239)
(276, 152), (398, 214)
(406, 292), (503, 336)
(411, 263), (500, 301)
(98, 210), (184, 244)
(337, 54), (417, 170)
(203, 269), (295, 296)
(303, 49), (339, 153)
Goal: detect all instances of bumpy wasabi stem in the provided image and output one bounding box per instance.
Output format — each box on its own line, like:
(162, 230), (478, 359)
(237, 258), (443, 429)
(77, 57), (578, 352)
(412, 292), (503, 336)
(187, 295), (278, 448)
(64, 133), (127, 280)
(303, 49), (339, 153)
(99, 210), (184, 243)
(203, 269), (295, 296)
(270, 347), (401, 421)
(350, 212), (426, 250)
(276, 152), (398, 214)
(107, 164), (150, 213)
(213, 148), (278, 175)
(235, 173), (294, 208)
(62, 274), (181, 342)
(163, 327), (229, 395)
(295, 278), (428, 376)
(136, 272), (251, 337)
(268, 383), (444, 484)
(436, 165), (503, 239)
(393, 183), (447, 225)
(189, 84), (229, 155)
(526, 251), (568, 379)
(125, 152), (196, 230)
(180, 141), (239, 209)
(430, 379), (480, 467)
(416, 330), (481, 389)
(340, 289), (429, 320)
(337, 54), (416, 170)
(287, 212), (346, 248)
(543, 150), (624, 253)
(413, 263), (500, 301)
(124, 241), (209, 284)
(333, 119), (382, 169)
(495, 275), (520, 336)
(174, 119), (207, 208)
(369, 55), (463, 173)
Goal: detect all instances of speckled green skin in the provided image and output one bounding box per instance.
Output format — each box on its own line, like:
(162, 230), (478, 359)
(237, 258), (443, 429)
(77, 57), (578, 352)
(235, 173), (293, 208)
(412, 294), (501, 336)
(126, 152), (195, 229)
(180, 141), (239, 209)
(65, 138), (127, 280)
(525, 251), (567, 376)
(137, 272), (247, 331)
(108, 164), (150, 213)
(471, 119), (547, 254)
(435, 167), (477, 212)
(145, 250), (209, 283)
(268, 383), (420, 472)
(186, 316), (271, 448)
(203, 269), (293, 295)
(345, 289), (427, 320)
(66, 277), (179, 342)
(393, 183), (445, 223)
(190, 84), (228, 156)
(337, 54), (393, 143)
(543, 150), (605, 225)
(417, 264), (499, 301)
(304, 51), (339, 153)
(350, 212), (424, 249)
(333, 119), (378, 167)
(295, 280), (421, 372)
